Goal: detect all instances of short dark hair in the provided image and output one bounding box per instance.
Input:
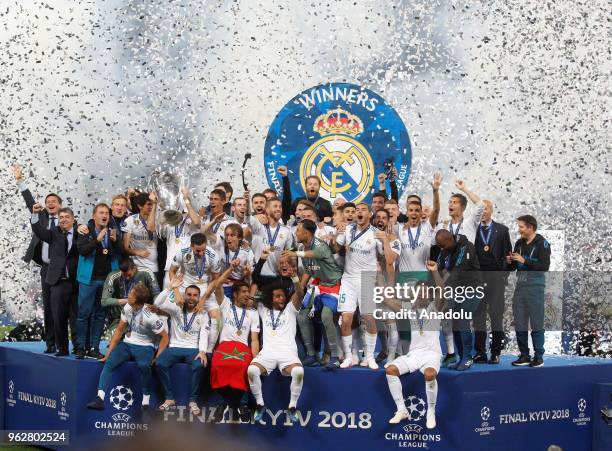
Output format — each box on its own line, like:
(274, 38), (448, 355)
(93, 203), (110, 214)
(375, 209), (390, 219)
(215, 181), (233, 196)
(305, 175), (320, 185)
(184, 285), (201, 295)
(296, 199), (315, 209)
(231, 282), (250, 299)
(58, 207), (74, 217)
(133, 192), (151, 208)
(266, 198), (281, 207)
(263, 188), (277, 197)
(210, 188), (227, 202)
(406, 194), (422, 204)
(435, 229), (453, 242)
(45, 193), (62, 204)
(450, 193), (468, 208)
(384, 199), (398, 206)
(356, 202), (371, 211)
(342, 202), (356, 211)
(407, 201), (422, 209)
(252, 193), (266, 201)
(119, 257), (136, 272)
(372, 192), (386, 201)
(517, 215), (538, 230)
(191, 233), (207, 246)
(300, 219), (317, 236)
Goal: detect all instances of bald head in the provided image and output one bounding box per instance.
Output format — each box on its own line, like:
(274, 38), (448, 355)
(435, 229), (455, 250)
(482, 199), (493, 224)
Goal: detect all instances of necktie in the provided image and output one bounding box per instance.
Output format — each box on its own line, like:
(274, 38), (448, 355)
(49, 217), (57, 228)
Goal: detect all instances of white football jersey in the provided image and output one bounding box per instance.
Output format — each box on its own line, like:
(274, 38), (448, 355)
(248, 217), (294, 276)
(408, 303), (442, 355)
(398, 221), (435, 272)
(336, 224), (384, 278)
(121, 304), (166, 347)
(154, 290), (209, 351)
(171, 246), (223, 287)
(121, 214), (159, 272)
(219, 297), (260, 346)
(159, 216), (201, 271)
(258, 302), (299, 354)
(436, 201), (485, 244)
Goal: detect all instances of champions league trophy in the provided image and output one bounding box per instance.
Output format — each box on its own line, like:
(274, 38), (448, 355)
(148, 169), (189, 226)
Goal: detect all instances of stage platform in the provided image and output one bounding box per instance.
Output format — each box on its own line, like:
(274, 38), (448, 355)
(1, 342), (611, 450)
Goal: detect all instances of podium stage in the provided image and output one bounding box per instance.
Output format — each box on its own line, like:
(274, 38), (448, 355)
(1, 342), (611, 450)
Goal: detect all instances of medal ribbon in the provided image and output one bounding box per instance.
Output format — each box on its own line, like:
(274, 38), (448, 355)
(407, 224), (421, 250)
(182, 307), (197, 334)
(194, 253), (207, 280)
(139, 215), (154, 241)
(121, 277), (136, 298)
(175, 217), (187, 241)
(265, 224), (281, 248)
(479, 224), (492, 247)
(270, 309), (283, 331)
(350, 224), (369, 244)
(95, 227), (110, 251)
(231, 303), (247, 334)
(449, 218), (463, 239)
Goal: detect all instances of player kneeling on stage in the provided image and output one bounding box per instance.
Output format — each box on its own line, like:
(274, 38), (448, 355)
(86, 283), (169, 415)
(248, 274), (305, 423)
(154, 275), (209, 415)
(199, 260), (260, 422)
(383, 263), (444, 429)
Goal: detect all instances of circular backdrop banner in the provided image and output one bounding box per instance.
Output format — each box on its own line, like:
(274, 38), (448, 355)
(264, 82), (412, 204)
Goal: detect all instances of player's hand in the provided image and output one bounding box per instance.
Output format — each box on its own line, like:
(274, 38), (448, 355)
(180, 186), (190, 198)
(12, 164), (24, 182)
(170, 273), (183, 290)
(282, 250), (297, 258)
(213, 212), (225, 224)
(374, 230), (388, 241)
(454, 179), (466, 191)
(322, 216), (332, 224)
(255, 213), (268, 225)
(195, 352), (208, 366)
(138, 249), (151, 258)
(426, 260), (438, 272)
(335, 222), (346, 234)
(96, 227), (107, 242)
(377, 173), (387, 185)
(243, 264), (252, 278)
(510, 252), (525, 264)
(109, 228), (117, 242)
(149, 191), (158, 203)
(195, 301), (205, 313)
(77, 224), (90, 235)
(277, 166), (288, 177)
(230, 258), (241, 270)
(118, 298), (128, 306)
(243, 190), (250, 202)
(32, 203), (43, 213)
(260, 247), (271, 260)
(431, 172), (442, 191)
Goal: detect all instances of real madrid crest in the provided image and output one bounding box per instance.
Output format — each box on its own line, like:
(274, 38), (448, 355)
(185, 253), (192, 262)
(264, 83), (412, 204)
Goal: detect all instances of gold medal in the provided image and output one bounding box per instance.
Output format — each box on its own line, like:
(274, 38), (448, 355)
(271, 330), (277, 336)
(483, 245), (490, 252)
(175, 238), (181, 244)
(236, 329), (242, 336)
(197, 278), (204, 284)
(419, 330), (424, 336)
(102, 249), (109, 255)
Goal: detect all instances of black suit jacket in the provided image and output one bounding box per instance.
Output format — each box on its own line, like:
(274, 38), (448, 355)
(475, 220), (512, 271)
(21, 187), (53, 265)
(31, 220), (79, 286)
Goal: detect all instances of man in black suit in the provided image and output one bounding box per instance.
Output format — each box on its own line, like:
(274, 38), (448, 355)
(473, 200), (513, 364)
(13, 164), (75, 353)
(30, 204), (79, 356)
(278, 166), (333, 222)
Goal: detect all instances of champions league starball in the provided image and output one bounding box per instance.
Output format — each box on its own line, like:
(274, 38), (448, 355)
(109, 385), (134, 411)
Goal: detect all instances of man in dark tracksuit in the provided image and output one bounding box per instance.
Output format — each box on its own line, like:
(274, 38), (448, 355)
(507, 215), (551, 368)
(435, 230), (482, 371)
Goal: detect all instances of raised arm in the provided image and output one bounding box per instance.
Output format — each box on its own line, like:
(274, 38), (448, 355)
(181, 187), (201, 228)
(429, 173), (442, 228)
(278, 166), (292, 224)
(30, 206), (52, 243)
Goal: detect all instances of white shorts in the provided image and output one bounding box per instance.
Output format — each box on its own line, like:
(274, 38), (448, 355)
(338, 275), (376, 315)
(251, 348), (301, 375)
(390, 350), (441, 375)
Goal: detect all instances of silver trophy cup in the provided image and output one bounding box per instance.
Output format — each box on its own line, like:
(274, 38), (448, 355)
(149, 170), (189, 226)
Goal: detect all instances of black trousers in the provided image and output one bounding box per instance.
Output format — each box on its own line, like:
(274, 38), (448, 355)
(49, 279), (77, 352)
(40, 264), (54, 348)
(474, 272), (507, 356)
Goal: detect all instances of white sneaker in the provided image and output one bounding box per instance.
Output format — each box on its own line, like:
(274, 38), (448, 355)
(352, 354), (360, 365)
(389, 410), (409, 424)
(367, 357), (378, 370)
(359, 358), (368, 367)
(426, 410), (436, 429)
(340, 358), (353, 369)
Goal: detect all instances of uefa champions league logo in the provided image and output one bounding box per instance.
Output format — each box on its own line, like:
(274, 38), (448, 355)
(481, 406), (491, 422)
(109, 385), (134, 411)
(8, 380), (14, 394)
(60, 392), (67, 407)
(404, 395), (427, 422)
(577, 398), (586, 413)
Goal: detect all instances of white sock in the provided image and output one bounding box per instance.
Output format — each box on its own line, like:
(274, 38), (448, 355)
(426, 379), (438, 411)
(142, 394), (150, 406)
(444, 330), (455, 355)
(342, 335), (352, 360)
(365, 332), (377, 359)
(98, 390), (105, 400)
(207, 318), (220, 353)
(387, 322), (399, 360)
(247, 366), (264, 406)
(289, 367), (304, 408)
(386, 374), (406, 412)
